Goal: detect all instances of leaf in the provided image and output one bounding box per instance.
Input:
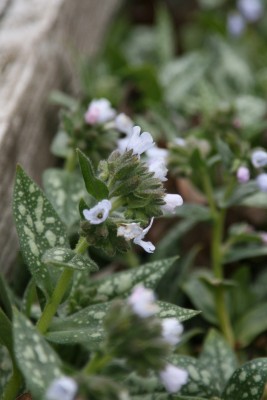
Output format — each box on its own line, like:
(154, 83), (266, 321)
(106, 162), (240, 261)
(199, 329), (238, 392)
(234, 302), (267, 347)
(156, 4), (175, 65)
(222, 181), (259, 208)
(42, 247), (98, 272)
(51, 131), (70, 158)
(13, 311), (62, 399)
(0, 345), (12, 395)
(77, 149), (109, 200)
(215, 137), (233, 169)
(43, 168), (87, 228)
(0, 272), (13, 319)
(222, 358), (267, 400)
(241, 191), (267, 208)
(157, 302), (200, 322)
(0, 310), (13, 354)
(223, 245), (267, 264)
(13, 166), (69, 297)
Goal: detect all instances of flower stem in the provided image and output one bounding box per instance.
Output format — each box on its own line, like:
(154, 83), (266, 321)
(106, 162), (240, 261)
(64, 149), (76, 172)
(83, 352), (113, 375)
(37, 237), (88, 334)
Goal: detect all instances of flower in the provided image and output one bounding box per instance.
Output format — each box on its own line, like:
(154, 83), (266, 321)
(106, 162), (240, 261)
(117, 218), (155, 253)
(46, 376), (77, 400)
(121, 126), (154, 156)
(256, 173), (267, 192)
(161, 194), (183, 214)
(251, 149), (267, 168)
(146, 146), (169, 162)
(173, 138), (186, 147)
(238, 0), (263, 21)
(161, 318), (183, 346)
(260, 232), (267, 244)
(148, 159), (168, 181)
(115, 113), (133, 135)
(84, 98), (116, 125)
(236, 166), (250, 183)
(128, 284), (158, 318)
(83, 199), (112, 224)
(159, 364), (188, 393)
(227, 12), (246, 36)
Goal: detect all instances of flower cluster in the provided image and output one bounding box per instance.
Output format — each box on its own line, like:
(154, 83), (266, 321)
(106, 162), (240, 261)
(236, 149), (267, 191)
(227, 0), (263, 37)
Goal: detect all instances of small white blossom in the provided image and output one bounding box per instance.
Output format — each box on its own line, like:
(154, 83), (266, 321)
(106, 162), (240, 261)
(115, 113), (133, 135)
(146, 147), (169, 163)
(173, 138), (186, 147)
(128, 284), (158, 318)
(122, 126), (154, 156)
(238, 0), (263, 21)
(117, 218), (155, 253)
(256, 173), (267, 192)
(83, 199), (112, 224)
(161, 194), (183, 214)
(46, 377), (77, 400)
(236, 166), (250, 183)
(84, 98), (116, 125)
(251, 149), (267, 168)
(159, 364), (188, 393)
(148, 159), (168, 181)
(227, 12), (246, 36)
(161, 318), (183, 346)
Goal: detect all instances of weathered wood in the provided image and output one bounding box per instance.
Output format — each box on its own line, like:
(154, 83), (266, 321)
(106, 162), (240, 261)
(0, 0), (120, 275)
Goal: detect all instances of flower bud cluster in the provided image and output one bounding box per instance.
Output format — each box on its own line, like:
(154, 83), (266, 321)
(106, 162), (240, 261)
(227, 0), (263, 38)
(238, 149), (267, 192)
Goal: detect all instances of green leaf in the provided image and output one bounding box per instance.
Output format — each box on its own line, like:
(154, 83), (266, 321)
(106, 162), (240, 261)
(156, 4), (174, 65)
(199, 329), (238, 392)
(215, 137), (233, 169)
(241, 191), (267, 208)
(77, 149), (109, 200)
(157, 302), (200, 322)
(222, 181), (259, 208)
(43, 168), (87, 228)
(0, 345), (12, 395)
(50, 130), (70, 158)
(13, 311), (62, 398)
(13, 166), (69, 297)
(223, 245), (267, 264)
(0, 273), (13, 319)
(222, 358), (267, 400)
(0, 310), (13, 354)
(42, 247), (98, 272)
(234, 302), (267, 347)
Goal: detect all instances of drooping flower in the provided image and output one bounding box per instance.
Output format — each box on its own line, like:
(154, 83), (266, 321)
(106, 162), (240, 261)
(148, 159), (168, 181)
(83, 199), (112, 224)
(236, 166), (250, 183)
(238, 0), (263, 21)
(84, 98), (116, 125)
(127, 284), (158, 318)
(161, 318), (183, 346)
(120, 126), (154, 156)
(161, 194), (183, 214)
(159, 364), (188, 393)
(117, 218), (155, 253)
(115, 113), (133, 135)
(256, 173), (267, 192)
(251, 149), (267, 168)
(46, 376), (77, 400)
(146, 146), (169, 163)
(227, 12), (246, 36)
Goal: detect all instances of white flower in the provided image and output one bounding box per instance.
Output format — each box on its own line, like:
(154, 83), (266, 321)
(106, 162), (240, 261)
(46, 377), (77, 400)
(115, 113), (133, 135)
(161, 318), (183, 346)
(251, 149), (267, 168)
(121, 126), (154, 156)
(128, 284), (158, 318)
(146, 146), (169, 162)
(236, 166), (250, 183)
(148, 159), (168, 181)
(238, 0), (263, 21)
(117, 218), (155, 253)
(84, 98), (116, 125)
(227, 12), (246, 36)
(161, 194), (183, 214)
(159, 364), (188, 394)
(83, 199), (112, 224)
(256, 173), (267, 192)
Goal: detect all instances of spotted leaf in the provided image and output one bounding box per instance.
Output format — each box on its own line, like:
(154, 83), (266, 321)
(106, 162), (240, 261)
(13, 311), (62, 399)
(13, 166), (69, 297)
(222, 358), (267, 400)
(42, 247), (98, 272)
(0, 345), (12, 395)
(157, 302), (200, 322)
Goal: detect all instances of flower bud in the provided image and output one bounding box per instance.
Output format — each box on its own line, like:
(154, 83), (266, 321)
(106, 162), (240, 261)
(161, 194), (183, 214)
(256, 173), (267, 192)
(84, 98), (116, 125)
(159, 364), (188, 393)
(236, 166), (250, 183)
(46, 376), (77, 400)
(251, 149), (267, 168)
(161, 318), (183, 346)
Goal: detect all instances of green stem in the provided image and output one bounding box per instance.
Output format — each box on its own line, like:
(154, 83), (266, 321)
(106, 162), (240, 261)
(111, 197), (124, 211)
(83, 352), (113, 375)
(64, 149), (76, 172)
(2, 366), (22, 400)
(37, 237), (88, 334)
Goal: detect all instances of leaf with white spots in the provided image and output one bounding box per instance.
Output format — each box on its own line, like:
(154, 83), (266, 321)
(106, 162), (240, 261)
(199, 329), (238, 393)
(0, 345), (12, 394)
(13, 311), (62, 399)
(43, 168), (87, 228)
(13, 166), (69, 297)
(132, 396), (208, 400)
(42, 247), (98, 272)
(157, 302), (200, 322)
(222, 358), (267, 400)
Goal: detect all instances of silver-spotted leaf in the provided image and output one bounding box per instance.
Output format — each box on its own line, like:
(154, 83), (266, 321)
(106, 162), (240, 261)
(13, 166), (69, 296)
(157, 302), (200, 322)
(42, 247), (98, 272)
(13, 311), (62, 399)
(222, 358), (267, 400)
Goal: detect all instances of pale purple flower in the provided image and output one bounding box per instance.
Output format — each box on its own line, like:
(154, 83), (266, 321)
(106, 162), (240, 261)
(161, 318), (183, 346)
(120, 126), (154, 156)
(251, 149), (267, 168)
(238, 0), (263, 21)
(227, 12), (246, 36)
(117, 218), (155, 253)
(260, 232), (267, 244)
(148, 159), (168, 181)
(161, 194), (183, 214)
(46, 377), (77, 400)
(236, 166), (250, 183)
(115, 113), (133, 135)
(256, 173), (267, 192)
(83, 199), (112, 224)
(128, 284), (158, 318)
(84, 98), (116, 125)
(159, 364), (188, 393)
